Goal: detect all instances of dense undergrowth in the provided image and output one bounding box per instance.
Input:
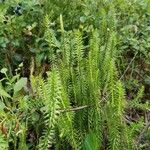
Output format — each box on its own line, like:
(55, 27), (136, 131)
(0, 0), (150, 150)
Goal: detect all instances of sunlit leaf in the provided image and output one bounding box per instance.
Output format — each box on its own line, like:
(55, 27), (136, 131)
(14, 77), (27, 93)
(0, 85), (11, 98)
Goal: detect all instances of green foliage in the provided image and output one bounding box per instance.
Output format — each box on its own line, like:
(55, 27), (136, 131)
(0, 132), (8, 150)
(0, 0), (149, 149)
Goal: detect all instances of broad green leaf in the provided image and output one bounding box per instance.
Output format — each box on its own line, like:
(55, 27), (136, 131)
(0, 85), (11, 98)
(80, 16), (86, 23)
(0, 101), (5, 111)
(10, 74), (20, 84)
(0, 68), (8, 74)
(14, 78), (27, 94)
(0, 101), (6, 114)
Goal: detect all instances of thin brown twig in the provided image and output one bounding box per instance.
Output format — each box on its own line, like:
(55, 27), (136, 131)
(119, 52), (138, 80)
(135, 117), (150, 147)
(137, 121), (150, 143)
(59, 104), (93, 113)
(59, 103), (132, 125)
(59, 96), (108, 113)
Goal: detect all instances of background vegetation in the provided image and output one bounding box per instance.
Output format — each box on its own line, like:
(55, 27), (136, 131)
(0, 0), (150, 149)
